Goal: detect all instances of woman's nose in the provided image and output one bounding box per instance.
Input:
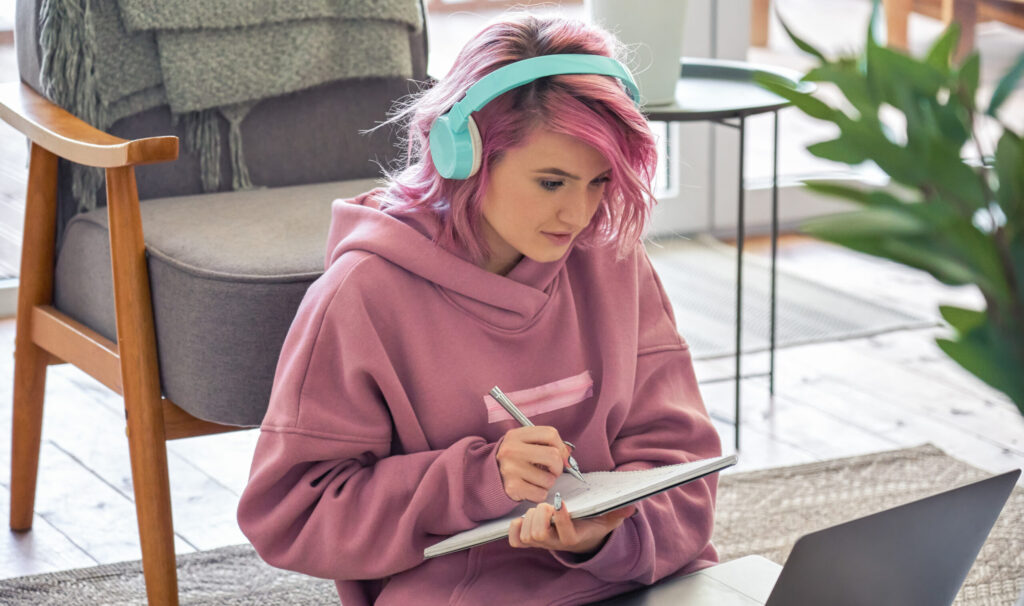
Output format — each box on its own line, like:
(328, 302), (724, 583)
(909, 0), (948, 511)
(558, 190), (592, 228)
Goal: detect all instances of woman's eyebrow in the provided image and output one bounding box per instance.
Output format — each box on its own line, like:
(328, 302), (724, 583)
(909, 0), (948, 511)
(532, 167), (612, 180)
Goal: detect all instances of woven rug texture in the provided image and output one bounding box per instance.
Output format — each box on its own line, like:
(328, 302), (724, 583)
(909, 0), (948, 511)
(0, 444), (1019, 605)
(714, 444), (1023, 606)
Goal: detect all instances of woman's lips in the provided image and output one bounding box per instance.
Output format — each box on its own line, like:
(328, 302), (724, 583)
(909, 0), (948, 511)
(542, 232), (573, 245)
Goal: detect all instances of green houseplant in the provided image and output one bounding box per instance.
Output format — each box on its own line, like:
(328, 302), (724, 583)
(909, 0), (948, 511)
(755, 2), (1024, 415)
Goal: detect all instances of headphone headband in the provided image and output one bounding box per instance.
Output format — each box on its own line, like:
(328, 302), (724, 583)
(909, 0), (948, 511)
(444, 54), (640, 133)
(429, 53), (640, 179)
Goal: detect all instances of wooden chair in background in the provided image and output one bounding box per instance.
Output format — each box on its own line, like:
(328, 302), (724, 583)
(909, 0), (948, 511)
(751, 0), (1024, 59)
(4, 0), (429, 603)
(885, 0), (1024, 61)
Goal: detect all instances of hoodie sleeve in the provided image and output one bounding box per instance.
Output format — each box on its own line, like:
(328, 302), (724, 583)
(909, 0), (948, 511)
(237, 255), (519, 581)
(550, 249), (722, 583)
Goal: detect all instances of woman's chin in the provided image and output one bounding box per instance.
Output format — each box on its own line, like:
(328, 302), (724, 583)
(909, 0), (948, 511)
(525, 244), (574, 264)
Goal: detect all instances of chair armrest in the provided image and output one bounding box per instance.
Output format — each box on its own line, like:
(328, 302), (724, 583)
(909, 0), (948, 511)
(0, 81), (178, 168)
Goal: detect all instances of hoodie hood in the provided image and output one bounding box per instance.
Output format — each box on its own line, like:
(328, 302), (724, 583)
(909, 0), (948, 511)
(325, 188), (571, 330)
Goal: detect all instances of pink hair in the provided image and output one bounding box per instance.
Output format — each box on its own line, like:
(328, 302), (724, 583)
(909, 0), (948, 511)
(367, 12), (659, 264)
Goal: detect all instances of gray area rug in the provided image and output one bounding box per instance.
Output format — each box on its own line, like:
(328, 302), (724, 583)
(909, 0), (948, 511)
(0, 444), (1019, 605)
(646, 238), (936, 359)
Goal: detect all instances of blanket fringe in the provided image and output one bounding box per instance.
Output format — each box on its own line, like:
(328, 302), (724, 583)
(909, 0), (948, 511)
(40, 0), (104, 212)
(174, 110), (222, 192)
(36, 0), (416, 209)
(220, 103), (255, 191)
(38, 1), (255, 204)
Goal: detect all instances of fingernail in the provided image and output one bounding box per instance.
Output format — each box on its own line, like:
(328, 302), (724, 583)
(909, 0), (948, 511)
(554, 492), (562, 511)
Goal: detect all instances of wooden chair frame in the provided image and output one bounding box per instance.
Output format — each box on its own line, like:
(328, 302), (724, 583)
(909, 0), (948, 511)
(751, 0), (1024, 57)
(1, 81), (246, 606)
(885, 0), (1024, 61)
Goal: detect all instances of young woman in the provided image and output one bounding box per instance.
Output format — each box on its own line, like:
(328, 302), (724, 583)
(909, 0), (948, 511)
(237, 13), (722, 606)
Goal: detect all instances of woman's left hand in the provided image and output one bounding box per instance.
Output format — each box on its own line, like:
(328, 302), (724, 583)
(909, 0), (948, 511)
(508, 502), (636, 554)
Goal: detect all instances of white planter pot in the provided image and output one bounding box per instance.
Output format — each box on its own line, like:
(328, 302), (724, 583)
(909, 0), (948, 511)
(586, 0), (688, 106)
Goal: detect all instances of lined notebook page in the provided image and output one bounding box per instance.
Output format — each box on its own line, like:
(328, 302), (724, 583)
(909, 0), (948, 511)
(424, 454), (736, 558)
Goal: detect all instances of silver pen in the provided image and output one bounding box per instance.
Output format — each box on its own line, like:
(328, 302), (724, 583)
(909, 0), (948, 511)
(489, 386), (586, 483)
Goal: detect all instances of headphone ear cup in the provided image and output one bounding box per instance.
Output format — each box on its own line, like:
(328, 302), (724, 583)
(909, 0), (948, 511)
(428, 113), (480, 180)
(466, 116), (483, 178)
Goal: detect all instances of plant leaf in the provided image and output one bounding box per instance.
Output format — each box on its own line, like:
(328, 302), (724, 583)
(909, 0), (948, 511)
(869, 44), (946, 99)
(867, 0), (883, 50)
(932, 95), (972, 144)
(987, 50), (1024, 118)
(880, 237), (983, 286)
(755, 75), (841, 122)
(1011, 237), (1024, 304)
(833, 121), (926, 186)
(939, 305), (985, 332)
(939, 210), (1011, 301)
(994, 130), (1024, 228)
(925, 22), (960, 72)
(803, 180), (918, 208)
(936, 317), (1024, 415)
(806, 138), (871, 164)
(802, 207), (986, 287)
(957, 52), (981, 107)
(922, 146), (987, 212)
(801, 207), (926, 239)
(777, 13), (826, 62)
(804, 64), (877, 119)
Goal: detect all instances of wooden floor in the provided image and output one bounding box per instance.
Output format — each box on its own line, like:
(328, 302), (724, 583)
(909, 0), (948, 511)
(0, 234), (1021, 580)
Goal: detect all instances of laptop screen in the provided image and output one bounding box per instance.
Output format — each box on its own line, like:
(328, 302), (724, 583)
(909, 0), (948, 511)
(765, 469), (1020, 606)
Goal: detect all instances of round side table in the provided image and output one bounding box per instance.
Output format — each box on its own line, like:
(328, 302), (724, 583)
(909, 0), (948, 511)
(642, 57), (815, 451)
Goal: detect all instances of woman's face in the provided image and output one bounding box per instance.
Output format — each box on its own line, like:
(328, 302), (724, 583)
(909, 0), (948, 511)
(479, 127), (612, 275)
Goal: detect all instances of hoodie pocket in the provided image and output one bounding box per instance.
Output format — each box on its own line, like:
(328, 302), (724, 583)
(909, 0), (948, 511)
(484, 370), (594, 424)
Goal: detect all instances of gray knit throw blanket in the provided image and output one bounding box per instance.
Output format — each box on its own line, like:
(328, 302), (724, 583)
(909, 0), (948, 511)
(38, 0), (422, 212)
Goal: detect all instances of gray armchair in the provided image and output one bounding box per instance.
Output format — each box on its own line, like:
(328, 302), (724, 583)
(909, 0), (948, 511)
(5, 0), (429, 603)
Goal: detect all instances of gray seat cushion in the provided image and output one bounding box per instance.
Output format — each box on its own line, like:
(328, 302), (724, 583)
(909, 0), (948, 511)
(53, 178), (382, 427)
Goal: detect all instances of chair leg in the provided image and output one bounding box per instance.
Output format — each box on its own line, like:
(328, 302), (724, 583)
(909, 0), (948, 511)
(124, 392), (179, 606)
(106, 165), (178, 605)
(10, 336), (50, 531)
(10, 144), (59, 531)
(942, 0), (977, 63)
(751, 0), (771, 47)
(884, 0), (911, 51)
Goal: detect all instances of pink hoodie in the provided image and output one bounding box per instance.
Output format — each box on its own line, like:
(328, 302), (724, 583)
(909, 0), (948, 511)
(237, 189), (722, 605)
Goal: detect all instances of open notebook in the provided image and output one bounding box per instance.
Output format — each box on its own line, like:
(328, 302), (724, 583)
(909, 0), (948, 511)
(424, 453), (737, 558)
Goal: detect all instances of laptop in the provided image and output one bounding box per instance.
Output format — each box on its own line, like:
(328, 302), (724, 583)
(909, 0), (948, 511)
(599, 468), (1021, 606)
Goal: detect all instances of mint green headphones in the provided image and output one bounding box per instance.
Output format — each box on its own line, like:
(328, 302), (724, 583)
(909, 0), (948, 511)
(428, 54), (641, 180)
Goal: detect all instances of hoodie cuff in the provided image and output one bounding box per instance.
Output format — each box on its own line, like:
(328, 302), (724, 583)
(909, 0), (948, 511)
(462, 436), (519, 522)
(549, 517), (642, 579)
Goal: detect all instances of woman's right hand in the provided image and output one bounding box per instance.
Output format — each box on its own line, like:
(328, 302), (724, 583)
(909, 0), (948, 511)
(496, 426), (572, 503)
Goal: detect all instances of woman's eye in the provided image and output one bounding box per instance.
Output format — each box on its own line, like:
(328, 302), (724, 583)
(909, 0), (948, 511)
(539, 180), (563, 191)
(591, 176), (611, 186)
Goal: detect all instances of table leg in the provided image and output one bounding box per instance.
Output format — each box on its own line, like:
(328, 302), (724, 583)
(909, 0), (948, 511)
(735, 115), (746, 452)
(770, 110), (779, 401)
